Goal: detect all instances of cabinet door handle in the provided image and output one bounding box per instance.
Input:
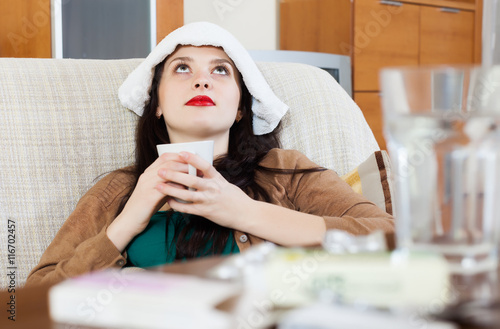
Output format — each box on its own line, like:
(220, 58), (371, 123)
(440, 7), (460, 13)
(380, 0), (403, 6)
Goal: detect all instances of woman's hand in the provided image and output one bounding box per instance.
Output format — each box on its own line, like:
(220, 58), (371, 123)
(155, 152), (326, 247)
(155, 152), (254, 229)
(106, 152), (190, 251)
(108, 151), (325, 252)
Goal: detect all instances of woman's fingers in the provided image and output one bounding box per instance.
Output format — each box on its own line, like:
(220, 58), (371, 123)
(179, 152), (218, 178)
(156, 182), (195, 202)
(155, 153), (189, 172)
(130, 152), (189, 207)
(153, 151), (246, 227)
(155, 168), (198, 191)
(156, 152), (215, 189)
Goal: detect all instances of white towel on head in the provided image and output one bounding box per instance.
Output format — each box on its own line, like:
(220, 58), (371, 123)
(118, 21), (289, 135)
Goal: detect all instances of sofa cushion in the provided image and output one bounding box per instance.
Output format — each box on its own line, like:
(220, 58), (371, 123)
(341, 151), (393, 215)
(257, 62), (379, 176)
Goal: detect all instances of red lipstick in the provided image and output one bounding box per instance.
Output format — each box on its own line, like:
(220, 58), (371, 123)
(185, 95), (215, 106)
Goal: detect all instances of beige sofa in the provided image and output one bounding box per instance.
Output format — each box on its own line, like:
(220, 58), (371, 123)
(0, 58), (380, 289)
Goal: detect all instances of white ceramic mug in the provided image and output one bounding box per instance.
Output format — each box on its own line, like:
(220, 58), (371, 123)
(156, 140), (214, 202)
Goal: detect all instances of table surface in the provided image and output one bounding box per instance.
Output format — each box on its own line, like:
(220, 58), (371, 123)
(1, 256), (499, 329)
(0, 257), (226, 329)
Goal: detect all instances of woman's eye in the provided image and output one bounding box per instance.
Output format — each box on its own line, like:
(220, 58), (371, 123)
(213, 66), (228, 75)
(175, 65), (190, 73)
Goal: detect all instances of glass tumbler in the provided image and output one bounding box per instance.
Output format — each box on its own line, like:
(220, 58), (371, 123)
(380, 65), (500, 303)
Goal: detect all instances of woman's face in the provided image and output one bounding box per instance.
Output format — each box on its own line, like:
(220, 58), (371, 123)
(157, 45), (242, 143)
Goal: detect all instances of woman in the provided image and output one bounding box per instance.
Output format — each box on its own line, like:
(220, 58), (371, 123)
(26, 22), (393, 287)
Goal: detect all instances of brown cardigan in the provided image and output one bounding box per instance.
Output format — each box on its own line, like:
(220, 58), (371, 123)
(25, 149), (394, 287)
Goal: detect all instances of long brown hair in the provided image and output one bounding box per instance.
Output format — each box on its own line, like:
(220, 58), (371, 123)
(119, 54), (322, 260)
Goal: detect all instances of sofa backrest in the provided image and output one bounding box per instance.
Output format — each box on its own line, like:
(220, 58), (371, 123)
(0, 58), (378, 288)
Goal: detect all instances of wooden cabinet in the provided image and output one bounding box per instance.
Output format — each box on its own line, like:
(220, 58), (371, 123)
(419, 6), (475, 65)
(353, 91), (385, 149)
(280, 0), (352, 56)
(156, 0), (184, 43)
(353, 0), (420, 91)
(354, 0), (476, 89)
(281, 0), (481, 150)
(352, 0), (478, 149)
(0, 0), (52, 58)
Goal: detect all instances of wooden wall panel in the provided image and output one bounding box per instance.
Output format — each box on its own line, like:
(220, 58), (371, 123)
(0, 0), (184, 57)
(156, 0), (184, 44)
(353, 91), (386, 150)
(474, 0), (483, 63)
(0, 0), (51, 58)
(280, 0), (352, 56)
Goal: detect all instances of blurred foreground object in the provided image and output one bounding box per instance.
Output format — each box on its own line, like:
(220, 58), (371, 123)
(210, 244), (450, 310)
(483, 0), (500, 66)
(49, 269), (241, 329)
(278, 303), (457, 329)
(322, 229), (387, 254)
(381, 65), (500, 305)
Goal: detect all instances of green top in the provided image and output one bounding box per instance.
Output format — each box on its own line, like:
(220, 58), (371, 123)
(125, 211), (240, 268)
